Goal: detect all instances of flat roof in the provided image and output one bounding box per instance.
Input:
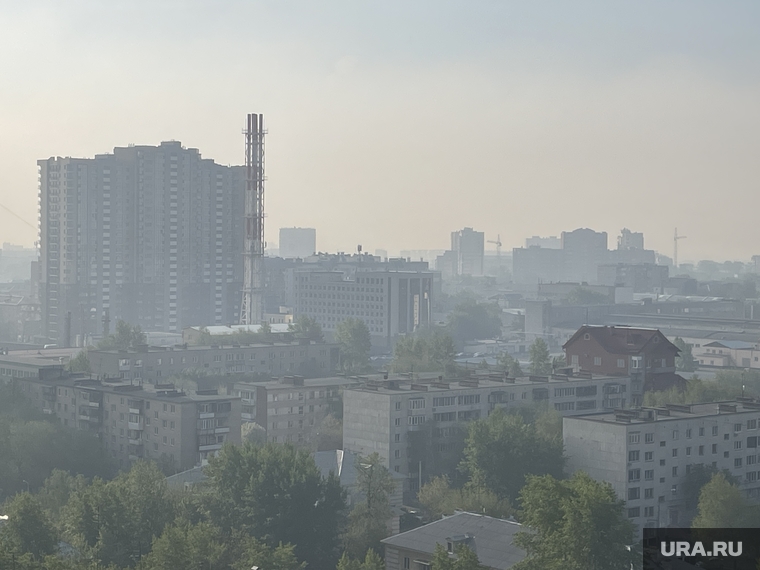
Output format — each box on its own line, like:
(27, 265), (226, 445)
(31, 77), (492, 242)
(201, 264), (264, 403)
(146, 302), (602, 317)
(566, 401), (760, 426)
(345, 373), (630, 395)
(0, 355), (66, 368)
(234, 376), (360, 389)
(90, 340), (331, 354)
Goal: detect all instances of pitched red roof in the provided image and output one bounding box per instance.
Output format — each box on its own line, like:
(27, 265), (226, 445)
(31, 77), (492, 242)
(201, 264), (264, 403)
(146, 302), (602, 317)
(563, 325), (680, 355)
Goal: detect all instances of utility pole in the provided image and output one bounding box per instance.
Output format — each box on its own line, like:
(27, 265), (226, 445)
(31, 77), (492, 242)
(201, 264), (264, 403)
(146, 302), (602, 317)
(674, 228), (687, 270)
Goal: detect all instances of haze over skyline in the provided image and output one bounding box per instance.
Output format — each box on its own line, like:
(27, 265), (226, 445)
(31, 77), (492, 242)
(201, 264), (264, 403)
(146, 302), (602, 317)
(1, 1), (759, 262)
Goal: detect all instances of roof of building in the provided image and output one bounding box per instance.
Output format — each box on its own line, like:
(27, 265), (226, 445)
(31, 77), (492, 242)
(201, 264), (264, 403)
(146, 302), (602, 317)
(185, 324), (292, 335)
(0, 354), (66, 368)
(563, 325), (678, 355)
(345, 372), (630, 396)
(703, 340), (756, 350)
(90, 339), (330, 354)
(566, 400), (760, 426)
(381, 512), (525, 570)
(165, 465), (208, 488)
(234, 376), (360, 390)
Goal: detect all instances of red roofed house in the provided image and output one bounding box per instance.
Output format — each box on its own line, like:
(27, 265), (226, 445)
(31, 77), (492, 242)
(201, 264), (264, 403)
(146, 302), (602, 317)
(563, 325), (686, 404)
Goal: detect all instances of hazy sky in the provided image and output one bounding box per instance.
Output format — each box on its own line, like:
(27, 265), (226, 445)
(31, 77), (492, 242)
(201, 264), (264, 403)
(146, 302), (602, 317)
(1, 1), (759, 262)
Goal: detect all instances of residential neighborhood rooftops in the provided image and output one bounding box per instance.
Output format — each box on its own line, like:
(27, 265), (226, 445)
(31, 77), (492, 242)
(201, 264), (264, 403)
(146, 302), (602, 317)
(563, 325), (677, 355)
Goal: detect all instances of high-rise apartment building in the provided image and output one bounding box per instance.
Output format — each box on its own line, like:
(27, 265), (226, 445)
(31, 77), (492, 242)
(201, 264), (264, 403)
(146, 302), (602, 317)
(38, 142), (245, 345)
(279, 227), (317, 259)
(451, 227), (484, 276)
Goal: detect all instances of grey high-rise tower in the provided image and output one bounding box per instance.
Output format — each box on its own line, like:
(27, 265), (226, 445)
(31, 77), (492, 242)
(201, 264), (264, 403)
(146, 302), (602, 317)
(38, 142), (245, 344)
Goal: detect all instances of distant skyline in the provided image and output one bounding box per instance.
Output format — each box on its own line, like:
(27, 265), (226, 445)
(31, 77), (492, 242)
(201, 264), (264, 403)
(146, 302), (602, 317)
(1, 1), (759, 262)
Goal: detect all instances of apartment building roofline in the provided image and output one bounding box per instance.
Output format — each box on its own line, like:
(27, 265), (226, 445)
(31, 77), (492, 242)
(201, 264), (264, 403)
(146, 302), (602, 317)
(568, 400), (760, 426)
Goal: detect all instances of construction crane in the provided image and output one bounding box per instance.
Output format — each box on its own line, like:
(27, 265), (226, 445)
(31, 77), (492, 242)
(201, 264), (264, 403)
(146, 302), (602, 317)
(487, 234), (502, 258)
(674, 228), (687, 269)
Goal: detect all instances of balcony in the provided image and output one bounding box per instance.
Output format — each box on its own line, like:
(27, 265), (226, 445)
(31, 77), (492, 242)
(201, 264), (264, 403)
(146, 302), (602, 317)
(214, 427), (230, 434)
(128, 421), (143, 431)
(128, 437), (142, 445)
(199, 443), (223, 452)
(199, 412), (215, 419)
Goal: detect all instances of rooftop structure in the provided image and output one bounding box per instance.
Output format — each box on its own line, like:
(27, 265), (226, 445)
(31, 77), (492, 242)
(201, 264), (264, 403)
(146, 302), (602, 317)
(381, 512), (525, 570)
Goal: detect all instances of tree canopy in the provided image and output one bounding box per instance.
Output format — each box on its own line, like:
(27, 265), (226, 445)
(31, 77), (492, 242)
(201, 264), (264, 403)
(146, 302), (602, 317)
(335, 318), (372, 374)
(288, 315), (324, 342)
(446, 300), (502, 346)
(460, 409), (564, 502)
(514, 472), (636, 570)
(391, 331), (457, 376)
(528, 339), (551, 375)
(672, 337), (697, 372)
(96, 320), (146, 351)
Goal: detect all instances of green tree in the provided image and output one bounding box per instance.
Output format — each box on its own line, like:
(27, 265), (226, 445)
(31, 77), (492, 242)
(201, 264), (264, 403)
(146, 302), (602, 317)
(0, 493), (58, 559)
(336, 318), (372, 374)
(692, 472), (760, 528)
(233, 535), (305, 570)
(461, 410), (564, 502)
(97, 320), (146, 350)
(417, 476), (511, 521)
(67, 350), (92, 373)
(431, 543), (484, 570)
(643, 375), (741, 407)
(142, 521), (228, 570)
(392, 332), (457, 376)
(528, 338), (551, 375)
(551, 354), (566, 372)
(62, 461), (176, 567)
(343, 453), (396, 559)
(673, 337), (697, 372)
(288, 315), (324, 342)
(496, 352), (523, 377)
(204, 442), (346, 569)
(446, 300), (502, 346)
(565, 287), (610, 306)
(514, 472), (635, 570)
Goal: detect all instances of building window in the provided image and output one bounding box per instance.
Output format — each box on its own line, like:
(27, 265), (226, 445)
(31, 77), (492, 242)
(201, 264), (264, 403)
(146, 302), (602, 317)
(672, 466), (678, 477)
(645, 451), (653, 461)
(628, 507), (640, 518)
(628, 487), (640, 500)
(628, 469), (640, 482)
(594, 357), (602, 366)
(617, 359), (625, 368)
(629, 432), (640, 444)
(628, 450), (640, 462)
(644, 469), (654, 480)
(645, 433), (654, 443)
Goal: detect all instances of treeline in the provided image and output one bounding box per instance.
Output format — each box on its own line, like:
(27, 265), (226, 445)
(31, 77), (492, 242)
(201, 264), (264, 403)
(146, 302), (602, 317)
(0, 441), (415, 570)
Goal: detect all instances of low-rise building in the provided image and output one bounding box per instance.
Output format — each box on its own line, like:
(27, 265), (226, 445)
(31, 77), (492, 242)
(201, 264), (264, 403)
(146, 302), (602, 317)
(381, 511), (525, 570)
(563, 325), (685, 396)
(88, 340), (339, 383)
(2, 353), (241, 473)
(231, 375), (360, 445)
(344, 372), (638, 498)
(564, 401), (760, 535)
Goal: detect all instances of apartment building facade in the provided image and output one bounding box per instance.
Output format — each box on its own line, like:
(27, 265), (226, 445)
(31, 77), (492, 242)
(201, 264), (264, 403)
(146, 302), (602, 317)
(4, 365), (241, 472)
(232, 375), (359, 445)
(292, 269), (435, 350)
(38, 142), (245, 345)
(564, 402), (760, 534)
(343, 372), (637, 497)
(88, 340), (339, 382)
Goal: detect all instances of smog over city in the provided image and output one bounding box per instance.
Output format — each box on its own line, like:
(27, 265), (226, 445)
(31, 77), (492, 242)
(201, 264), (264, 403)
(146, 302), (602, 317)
(1, 3), (760, 570)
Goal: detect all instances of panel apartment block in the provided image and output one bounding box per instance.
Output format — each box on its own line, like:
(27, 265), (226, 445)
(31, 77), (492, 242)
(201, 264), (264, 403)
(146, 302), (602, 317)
(233, 375), (360, 445)
(88, 340), (339, 382)
(1, 359), (241, 473)
(38, 142), (245, 345)
(343, 372), (637, 498)
(564, 402), (760, 535)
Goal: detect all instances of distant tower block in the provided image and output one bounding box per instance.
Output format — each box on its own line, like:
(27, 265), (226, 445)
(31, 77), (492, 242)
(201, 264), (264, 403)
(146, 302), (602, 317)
(240, 113), (266, 325)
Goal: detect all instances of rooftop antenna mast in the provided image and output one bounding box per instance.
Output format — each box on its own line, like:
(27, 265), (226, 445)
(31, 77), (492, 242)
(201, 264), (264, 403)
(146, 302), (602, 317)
(674, 228), (687, 270)
(240, 113), (266, 325)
